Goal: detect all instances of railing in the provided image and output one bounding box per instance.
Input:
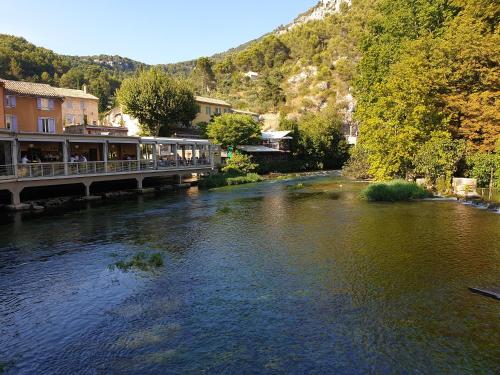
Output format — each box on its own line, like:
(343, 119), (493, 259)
(68, 162), (106, 175)
(17, 162), (66, 178)
(0, 164), (14, 178)
(5, 158), (212, 181)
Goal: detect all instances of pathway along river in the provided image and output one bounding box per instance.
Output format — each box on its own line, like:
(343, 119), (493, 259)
(0, 174), (499, 374)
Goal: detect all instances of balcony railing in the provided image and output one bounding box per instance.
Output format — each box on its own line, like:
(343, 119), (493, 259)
(0, 158), (212, 181)
(0, 164), (14, 178)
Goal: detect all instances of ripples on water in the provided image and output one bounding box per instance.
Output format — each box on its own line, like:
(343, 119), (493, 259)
(0, 175), (499, 374)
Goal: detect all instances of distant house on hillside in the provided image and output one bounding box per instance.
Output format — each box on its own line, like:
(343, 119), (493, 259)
(244, 71), (259, 80)
(102, 107), (140, 136)
(235, 130), (292, 163)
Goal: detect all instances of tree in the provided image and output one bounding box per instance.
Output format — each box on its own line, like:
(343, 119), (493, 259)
(413, 131), (465, 186)
(192, 57), (216, 94)
(117, 68), (197, 136)
(207, 113), (261, 150)
(297, 109), (349, 169)
(222, 153), (257, 175)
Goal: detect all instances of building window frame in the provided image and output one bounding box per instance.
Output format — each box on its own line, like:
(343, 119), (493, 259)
(5, 95), (16, 108)
(5, 114), (17, 130)
(205, 106), (211, 115)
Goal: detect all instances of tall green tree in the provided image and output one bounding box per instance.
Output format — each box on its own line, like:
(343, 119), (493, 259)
(207, 113), (261, 150)
(117, 68), (197, 136)
(192, 57), (216, 94)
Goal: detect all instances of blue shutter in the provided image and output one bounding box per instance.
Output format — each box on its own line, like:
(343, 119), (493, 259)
(48, 118), (56, 133)
(37, 118), (43, 132)
(11, 116), (17, 131)
(48, 99), (55, 110)
(12, 96), (16, 107)
(36, 98), (42, 109)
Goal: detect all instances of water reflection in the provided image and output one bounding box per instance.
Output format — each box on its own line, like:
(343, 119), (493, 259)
(0, 175), (499, 374)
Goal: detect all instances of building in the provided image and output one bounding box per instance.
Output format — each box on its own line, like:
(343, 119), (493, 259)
(231, 109), (260, 123)
(55, 85), (99, 128)
(261, 131), (292, 151)
(244, 71), (259, 80)
(102, 107), (140, 136)
(1, 78), (64, 134)
(64, 123), (129, 137)
(235, 131), (292, 163)
(193, 96), (232, 125)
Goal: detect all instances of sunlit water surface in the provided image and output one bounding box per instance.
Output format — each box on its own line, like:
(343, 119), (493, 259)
(0, 175), (499, 374)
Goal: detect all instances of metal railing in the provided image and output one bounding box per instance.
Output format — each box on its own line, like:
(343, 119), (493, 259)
(17, 162), (66, 178)
(68, 162), (106, 175)
(0, 164), (14, 177)
(7, 158), (212, 180)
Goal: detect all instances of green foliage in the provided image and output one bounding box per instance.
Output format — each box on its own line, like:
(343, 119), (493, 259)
(222, 153), (257, 175)
(413, 131), (465, 186)
(361, 180), (432, 202)
(342, 146), (372, 179)
(257, 160), (308, 174)
(206, 113), (261, 149)
(117, 68), (196, 136)
(198, 173), (263, 189)
(192, 57), (216, 94)
(466, 149), (499, 188)
(112, 252), (164, 272)
(297, 109), (349, 169)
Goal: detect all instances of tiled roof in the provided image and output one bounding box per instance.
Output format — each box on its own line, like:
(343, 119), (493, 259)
(261, 130), (292, 140)
(195, 96), (231, 106)
(53, 87), (98, 100)
(0, 78), (62, 98)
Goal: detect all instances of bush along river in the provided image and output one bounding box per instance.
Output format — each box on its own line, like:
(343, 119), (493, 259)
(0, 172), (499, 374)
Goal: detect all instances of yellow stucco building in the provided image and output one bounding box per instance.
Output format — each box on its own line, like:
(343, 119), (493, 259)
(193, 96), (232, 125)
(54, 86), (99, 127)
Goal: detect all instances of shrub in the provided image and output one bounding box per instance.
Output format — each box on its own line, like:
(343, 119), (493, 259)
(222, 153), (257, 174)
(361, 180), (432, 202)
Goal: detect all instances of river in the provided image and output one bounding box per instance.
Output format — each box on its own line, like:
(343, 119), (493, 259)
(0, 174), (499, 374)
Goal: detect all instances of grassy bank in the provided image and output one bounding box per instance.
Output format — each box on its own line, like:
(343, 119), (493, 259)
(361, 180), (432, 202)
(198, 173), (264, 189)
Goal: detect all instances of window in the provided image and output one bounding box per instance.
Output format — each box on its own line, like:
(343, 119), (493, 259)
(5, 95), (16, 108)
(65, 114), (75, 124)
(38, 117), (55, 133)
(65, 100), (73, 109)
(205, 106), (211, 115)
(36, 98), (55, 110)
(80, 100), (86, 110)
(195, 104), (201, 113)
(224, 108), (229, 113)
(5, 114), (17, 130)
(215, 107), (221, 115)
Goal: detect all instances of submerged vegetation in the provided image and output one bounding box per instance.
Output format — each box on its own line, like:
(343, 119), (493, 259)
(361, 181), (432, 202)
(199, 173), (263, 189)
(111, 252), (164, 272)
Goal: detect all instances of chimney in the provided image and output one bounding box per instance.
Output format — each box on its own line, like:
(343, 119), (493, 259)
(82, 84), (87, 93)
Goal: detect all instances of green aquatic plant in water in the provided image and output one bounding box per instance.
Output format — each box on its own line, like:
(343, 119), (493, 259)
(287, 182), (306, 190)
(361, 180), (432, 202)
(199, 173), (263, 189)
(111, 252), (164, 272)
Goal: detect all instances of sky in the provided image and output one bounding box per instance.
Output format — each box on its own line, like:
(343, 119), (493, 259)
(0, 0), (317, 64)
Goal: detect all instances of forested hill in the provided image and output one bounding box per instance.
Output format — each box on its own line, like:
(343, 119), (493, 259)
(0, 34), (146, 111)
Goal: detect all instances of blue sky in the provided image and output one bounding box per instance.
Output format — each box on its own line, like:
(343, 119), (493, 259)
(0, 0), (317, 64)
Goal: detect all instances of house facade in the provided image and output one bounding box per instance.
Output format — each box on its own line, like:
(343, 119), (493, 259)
(55, 86), (99, 127)
(193, 96), (232, 125)
(1, 79), (64, 134)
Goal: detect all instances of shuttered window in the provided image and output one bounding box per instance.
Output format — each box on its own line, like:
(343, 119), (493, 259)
(38, 117), (56, 133)
(5, 95), (16, 108)
(5, 114), (17, 130)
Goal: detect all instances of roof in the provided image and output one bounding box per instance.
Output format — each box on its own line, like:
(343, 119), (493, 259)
(53, 87), (98, 100)
(232, 109), (260, 116)
(195, 96), (231, 107)
(237, 145), (285, 153)
(0, 78), (62, 98)
(261, 130), (292, 140)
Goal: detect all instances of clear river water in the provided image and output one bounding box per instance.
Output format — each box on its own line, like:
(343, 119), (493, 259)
(0, 174), (499, 374)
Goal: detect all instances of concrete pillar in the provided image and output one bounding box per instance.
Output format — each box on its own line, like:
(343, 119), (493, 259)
(10, 189), (21, 206)
(103, 142), (108, 172)
(181, 145), (186, 166)
(11, 139), (18, 177)
(209, 144), (214, 169)
(63, 141), (69, 175)
(137, 177), (143, 190)
(153, 143), (158, 170)
(84, 183), (91, 197)
(174, 144), (179, 168)
(136, 143), (141, 171)
(192, 144), (197, 166)
(176, 174), (182, 184)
